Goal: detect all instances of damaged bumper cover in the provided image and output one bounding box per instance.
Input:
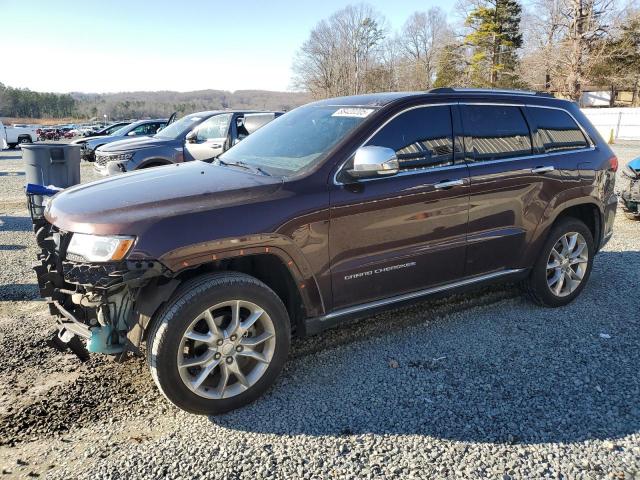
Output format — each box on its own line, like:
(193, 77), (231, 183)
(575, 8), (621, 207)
(620, 160), (640, 217)
(33, 222), (178, 358)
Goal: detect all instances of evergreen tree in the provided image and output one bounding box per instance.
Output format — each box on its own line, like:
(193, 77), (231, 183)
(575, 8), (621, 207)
(433, 43), (468, 87)
(464, 0), (523, 87)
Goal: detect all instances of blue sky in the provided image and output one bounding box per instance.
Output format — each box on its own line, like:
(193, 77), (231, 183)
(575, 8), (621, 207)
(2, 0), (453, 93)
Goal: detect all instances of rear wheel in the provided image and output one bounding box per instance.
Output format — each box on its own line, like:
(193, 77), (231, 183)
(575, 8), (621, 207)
(147, 272), (290, 414)
(524, 218), (594, 307)
(18, 136), (31, 145)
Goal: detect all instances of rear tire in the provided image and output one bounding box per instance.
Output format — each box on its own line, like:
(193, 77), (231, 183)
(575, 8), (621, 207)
(147, 272), (291, 414)
(524, 217), (594, 307)
(18, 136), (31, 144)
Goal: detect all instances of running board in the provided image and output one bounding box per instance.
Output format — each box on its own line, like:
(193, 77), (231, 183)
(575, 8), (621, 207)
(305, 269), (525, 335)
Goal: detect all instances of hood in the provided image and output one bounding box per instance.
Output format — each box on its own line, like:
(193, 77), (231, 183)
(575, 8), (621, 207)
(45, 161), (282, 235)
(86, 134), (152, 150)
(99, 136), (176, 153)
(79, 134), (112, 143)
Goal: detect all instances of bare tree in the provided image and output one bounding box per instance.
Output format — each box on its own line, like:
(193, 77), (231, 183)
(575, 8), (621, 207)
(292, 4), (387, 98)
(398, 8), (449, 89)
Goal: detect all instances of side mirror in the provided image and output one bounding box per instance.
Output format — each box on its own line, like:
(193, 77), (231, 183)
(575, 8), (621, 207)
(348, 146), (399, 179)
(127, 131), (136, 136)
(185, 130), (197, 143)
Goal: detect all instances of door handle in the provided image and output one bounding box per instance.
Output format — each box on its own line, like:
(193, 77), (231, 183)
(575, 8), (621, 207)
(434, 179), (465, 189)
(531, 166), (555, 174)
(209, 143), (222, 149)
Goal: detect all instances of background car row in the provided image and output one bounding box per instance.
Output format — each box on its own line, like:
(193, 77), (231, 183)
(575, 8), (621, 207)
(84, 110), (282, 176)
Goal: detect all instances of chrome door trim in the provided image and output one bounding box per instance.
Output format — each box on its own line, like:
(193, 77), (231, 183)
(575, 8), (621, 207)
(531, 166), (556, 174)
(434, 179), (465, 189)
(318, 268), (525, 322)
(332, 101), (595, 186)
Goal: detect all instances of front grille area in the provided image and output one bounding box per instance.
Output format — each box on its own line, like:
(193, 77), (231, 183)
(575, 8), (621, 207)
(95, 153), (110, 167)
(62, 261), (128, 287)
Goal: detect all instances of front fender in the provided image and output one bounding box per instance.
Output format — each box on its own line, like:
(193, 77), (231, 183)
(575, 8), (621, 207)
(158, 234), (325, 317)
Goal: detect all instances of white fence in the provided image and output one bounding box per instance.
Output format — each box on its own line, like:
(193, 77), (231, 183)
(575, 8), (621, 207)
(581, 108), (640, 141)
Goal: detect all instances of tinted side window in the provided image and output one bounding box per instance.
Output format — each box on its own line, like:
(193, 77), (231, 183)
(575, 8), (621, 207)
(367, 105), (454, 170)
(462, 105), (532, 162)
(526, 107), (588, 153)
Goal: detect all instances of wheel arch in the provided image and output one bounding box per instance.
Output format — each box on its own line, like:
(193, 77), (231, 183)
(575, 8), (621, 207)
(137, 158), (172, 169)
(527, 194), (604, 267)
(173, 252), (308, 336)
(135, 245), (323, 346)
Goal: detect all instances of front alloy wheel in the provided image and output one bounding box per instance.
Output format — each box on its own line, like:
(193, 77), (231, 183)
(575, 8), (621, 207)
(178, 300), (276, 399)
(147, 272), (290, 414)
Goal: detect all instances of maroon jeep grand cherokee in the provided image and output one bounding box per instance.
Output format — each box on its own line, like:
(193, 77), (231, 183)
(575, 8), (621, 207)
(33, 89), (618, 414)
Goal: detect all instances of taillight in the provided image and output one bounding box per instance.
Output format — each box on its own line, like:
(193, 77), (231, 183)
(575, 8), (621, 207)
(609, 156), (618, 172)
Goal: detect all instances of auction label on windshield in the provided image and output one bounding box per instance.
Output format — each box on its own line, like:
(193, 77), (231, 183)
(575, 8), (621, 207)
(332, 107), (375, 118)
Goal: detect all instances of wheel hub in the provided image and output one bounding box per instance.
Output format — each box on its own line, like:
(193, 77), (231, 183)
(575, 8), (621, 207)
(221, 342), (235, 356)
(176, 299), (276, 400)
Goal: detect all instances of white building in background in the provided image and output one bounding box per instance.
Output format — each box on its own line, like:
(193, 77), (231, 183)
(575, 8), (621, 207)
(581, 91), (612, 107)
(581, 108), (640, 141)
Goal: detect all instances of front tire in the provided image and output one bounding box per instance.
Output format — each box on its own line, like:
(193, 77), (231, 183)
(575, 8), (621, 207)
(524, 217), (594, 307)
(147, 272), (291, 414)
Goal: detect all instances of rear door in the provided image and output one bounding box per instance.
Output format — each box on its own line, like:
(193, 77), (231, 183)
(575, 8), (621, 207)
(184, 113), (233, 161)
(461, 103), (566, 275)
(329, 104), (470, 310)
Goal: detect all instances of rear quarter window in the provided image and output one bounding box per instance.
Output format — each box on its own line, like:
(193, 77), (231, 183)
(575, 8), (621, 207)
(526, 107), (589, 153)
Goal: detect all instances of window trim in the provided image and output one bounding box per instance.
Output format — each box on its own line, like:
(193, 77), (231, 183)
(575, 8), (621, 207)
(333, 102), (595, 186)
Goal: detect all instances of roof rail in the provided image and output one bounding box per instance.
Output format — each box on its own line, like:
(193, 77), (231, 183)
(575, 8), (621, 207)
(427, 87), (553, 97)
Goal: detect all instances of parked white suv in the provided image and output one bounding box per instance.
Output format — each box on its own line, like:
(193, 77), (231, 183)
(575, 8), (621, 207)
(0, 120), (37, 149)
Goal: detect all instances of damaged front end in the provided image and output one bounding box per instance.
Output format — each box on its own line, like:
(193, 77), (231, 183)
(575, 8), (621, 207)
(620, 157), (640, 218)
(32, 222), (176, 360)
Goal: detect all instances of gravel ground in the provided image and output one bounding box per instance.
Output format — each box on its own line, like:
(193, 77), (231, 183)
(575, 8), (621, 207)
(0, 142), (639, 479)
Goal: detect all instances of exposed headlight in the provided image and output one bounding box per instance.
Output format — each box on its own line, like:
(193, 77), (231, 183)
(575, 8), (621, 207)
(67, 233), (135, 262)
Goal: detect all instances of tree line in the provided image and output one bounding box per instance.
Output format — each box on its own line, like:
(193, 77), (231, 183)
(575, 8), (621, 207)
(0, 85), (311, 120)
(292, 1), (640, 105)
(0, 83), (76, 118)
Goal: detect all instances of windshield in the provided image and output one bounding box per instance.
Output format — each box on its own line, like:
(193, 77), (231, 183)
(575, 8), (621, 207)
(104, 123), (126, 135)
(110, 124), (134, 136)
(154, 114), (204, 139)
(219, 105), (375, 176)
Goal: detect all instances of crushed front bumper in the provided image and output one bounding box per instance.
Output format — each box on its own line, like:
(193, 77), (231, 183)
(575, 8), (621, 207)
(620, 170), (640, 217)
(32, 222), (170, 359)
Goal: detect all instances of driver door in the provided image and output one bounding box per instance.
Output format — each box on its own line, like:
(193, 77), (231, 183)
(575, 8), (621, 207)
(328, 104), (470, 310)
(184, 113), (232, 162)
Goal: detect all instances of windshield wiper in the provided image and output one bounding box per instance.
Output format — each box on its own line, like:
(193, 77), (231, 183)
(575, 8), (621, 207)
(216, 159), (271, 176)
